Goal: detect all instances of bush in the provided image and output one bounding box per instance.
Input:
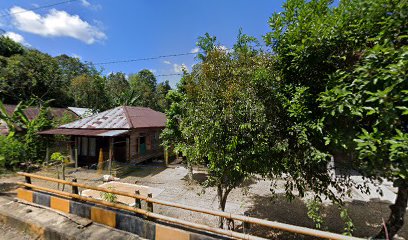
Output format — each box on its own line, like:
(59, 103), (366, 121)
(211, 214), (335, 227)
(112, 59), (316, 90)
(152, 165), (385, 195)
(0, 135), (27, 168)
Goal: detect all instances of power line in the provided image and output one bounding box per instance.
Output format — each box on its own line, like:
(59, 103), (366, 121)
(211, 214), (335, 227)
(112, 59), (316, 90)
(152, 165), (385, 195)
(0, 0), (80, 18)
(155, 73), (183, 77)
(91, 52), (202, 65)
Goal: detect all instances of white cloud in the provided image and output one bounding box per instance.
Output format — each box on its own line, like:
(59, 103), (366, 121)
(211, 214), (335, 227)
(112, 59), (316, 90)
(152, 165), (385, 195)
(71, 53), (81, 59)
(163, 60), (171, 65)
(10, 6), (106, 44)
(80, 0), (102, 11)
(218, 45), (228, 51)
(190, 47), (200, 54)
(173, 63), (188, 73)
(80, 0), (91, 7)
(149, 69), (157, 74)
(4, 31), (30, 46)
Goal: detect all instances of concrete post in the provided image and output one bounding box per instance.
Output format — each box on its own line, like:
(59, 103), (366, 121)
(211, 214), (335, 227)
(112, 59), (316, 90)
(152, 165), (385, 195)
(135, 190), (141, 209)
(147, 193), (153, 212)
(243, 212), (251, 234)
(72, 178), (79, 195)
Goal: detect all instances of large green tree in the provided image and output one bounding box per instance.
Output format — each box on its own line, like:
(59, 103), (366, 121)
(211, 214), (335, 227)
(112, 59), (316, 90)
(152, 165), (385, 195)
(266, 0), (407, 237)
(70, 74), (110, 111)
(155, 80), (172, 112)
(0, 35), (25, 57)
(168, 33), (275, 228)
(105, 72), (140, 107)
(55, 54), (98, 106)
(129, 69), (158, 110)
(0, 49), (65, 106)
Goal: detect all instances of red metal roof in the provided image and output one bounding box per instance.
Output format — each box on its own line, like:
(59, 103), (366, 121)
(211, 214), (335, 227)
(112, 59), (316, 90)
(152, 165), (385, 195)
(4, 104), (79, 120)
(125, 106), (166, 128)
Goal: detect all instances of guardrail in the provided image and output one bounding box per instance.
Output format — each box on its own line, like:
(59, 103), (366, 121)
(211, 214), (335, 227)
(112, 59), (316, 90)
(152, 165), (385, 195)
(17, 172), (363, 240)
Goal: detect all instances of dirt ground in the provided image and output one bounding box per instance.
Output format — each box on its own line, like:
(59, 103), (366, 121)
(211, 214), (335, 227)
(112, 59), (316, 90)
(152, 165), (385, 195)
(1, 164), (407, 240)
(0, 223), (33, 240)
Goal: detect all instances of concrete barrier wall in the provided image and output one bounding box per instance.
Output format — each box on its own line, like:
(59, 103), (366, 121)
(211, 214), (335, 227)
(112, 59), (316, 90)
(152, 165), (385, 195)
(17, 188), (228, 240)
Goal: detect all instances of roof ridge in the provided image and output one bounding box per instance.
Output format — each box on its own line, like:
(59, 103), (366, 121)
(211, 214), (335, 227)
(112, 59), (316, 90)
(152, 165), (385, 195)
(122, 105), (134, 128)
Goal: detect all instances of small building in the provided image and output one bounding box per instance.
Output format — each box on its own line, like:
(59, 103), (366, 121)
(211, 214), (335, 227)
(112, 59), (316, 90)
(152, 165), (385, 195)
(0, 104), (80, 135)
(39, 106), (166, 167)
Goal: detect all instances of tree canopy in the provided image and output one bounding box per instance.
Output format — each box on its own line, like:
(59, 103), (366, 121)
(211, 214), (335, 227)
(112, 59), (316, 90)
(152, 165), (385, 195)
(0, 38), (172, 112)
(265, 0), (407, 237)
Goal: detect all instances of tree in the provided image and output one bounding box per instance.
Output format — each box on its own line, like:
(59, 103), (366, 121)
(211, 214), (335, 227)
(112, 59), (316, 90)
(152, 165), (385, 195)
(0, 99), (53, 168)
(105, 72), (139, 107)
(160, 89), (185, 151)
(320, 45), (408, 238)
(55, 54), (97, 106)
(155, 80), (172, 112)
(266, 0), (407, 237)
(129, 69), (158, 110)
(0, 50), (65, 105)
(70, 74), (109, 111)
(0, 36), (25, 57)
(172, 33), (273, 228)
(106, 72), (129, 99)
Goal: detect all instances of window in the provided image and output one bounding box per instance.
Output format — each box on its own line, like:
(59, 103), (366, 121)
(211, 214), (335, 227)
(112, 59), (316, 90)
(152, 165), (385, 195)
(81, 137), (88, 156)
(89, 138), (96, 156)
(80, 137), (96, 156)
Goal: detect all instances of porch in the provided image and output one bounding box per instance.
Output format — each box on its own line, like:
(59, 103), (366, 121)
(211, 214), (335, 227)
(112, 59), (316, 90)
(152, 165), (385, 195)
(73, 131), (164, 169)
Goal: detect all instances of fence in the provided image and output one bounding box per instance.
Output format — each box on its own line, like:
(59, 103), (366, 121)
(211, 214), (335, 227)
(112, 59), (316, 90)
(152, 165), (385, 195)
(17, 172), (363, 240)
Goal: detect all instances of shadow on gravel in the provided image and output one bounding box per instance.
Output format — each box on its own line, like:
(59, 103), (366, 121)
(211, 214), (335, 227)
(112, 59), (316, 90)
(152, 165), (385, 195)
(243, 194), (408, 239)
(122, 165), (167, 179)
(0, 182), (18, 192)
(0, 183), (18, 200)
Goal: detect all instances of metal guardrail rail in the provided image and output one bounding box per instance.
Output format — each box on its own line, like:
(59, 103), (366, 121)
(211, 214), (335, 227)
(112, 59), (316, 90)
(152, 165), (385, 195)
(17, 172), (364, 240)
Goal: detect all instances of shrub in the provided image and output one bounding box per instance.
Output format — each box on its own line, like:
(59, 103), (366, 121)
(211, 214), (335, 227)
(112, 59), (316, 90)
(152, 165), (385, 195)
(0, 135), (27, 168)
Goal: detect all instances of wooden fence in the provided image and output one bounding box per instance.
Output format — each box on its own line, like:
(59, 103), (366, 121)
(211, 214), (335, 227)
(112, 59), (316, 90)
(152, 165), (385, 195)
(17, 172), (363, 240)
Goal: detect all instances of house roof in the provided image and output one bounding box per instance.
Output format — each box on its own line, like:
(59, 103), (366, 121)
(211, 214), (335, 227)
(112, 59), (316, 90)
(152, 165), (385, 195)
(59, 106), (166, 130)
(67, 107), (93, 118)
(39, 128), (129, 137)
(4, 104), (79, 120)
(1, 104), (80, 135)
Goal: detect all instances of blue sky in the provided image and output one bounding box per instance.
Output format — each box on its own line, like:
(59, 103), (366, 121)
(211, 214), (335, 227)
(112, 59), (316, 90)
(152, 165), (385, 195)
(0, 0), (283, 87)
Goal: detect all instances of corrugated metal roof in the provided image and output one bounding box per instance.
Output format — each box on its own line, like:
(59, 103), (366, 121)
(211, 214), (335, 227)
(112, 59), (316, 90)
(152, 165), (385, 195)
(59, 106), (166, 130)
(1, 105), (80, 135)
(97, 130), (129, 137)
(38, 128), (129, 136)
(67, 107), (93, 117)
(61, 106), (129, 129)
(4, 104), (79, 120)
(125, 106), (167, 128)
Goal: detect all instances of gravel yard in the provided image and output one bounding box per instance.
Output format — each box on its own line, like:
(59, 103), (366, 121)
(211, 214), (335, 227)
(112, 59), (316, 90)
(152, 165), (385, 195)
(1, 164), (407, 239)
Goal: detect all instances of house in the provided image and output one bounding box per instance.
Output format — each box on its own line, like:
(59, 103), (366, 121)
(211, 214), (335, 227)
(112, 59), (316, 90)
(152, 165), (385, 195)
(0, 104), (80, 135)
(38, 106), (166, 167)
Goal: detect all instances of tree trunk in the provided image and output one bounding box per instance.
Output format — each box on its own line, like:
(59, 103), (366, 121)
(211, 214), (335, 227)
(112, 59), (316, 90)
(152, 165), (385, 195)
(376, 182), (408, 239)
(61, 164), (66, 191)
(217, 185), (231, 229)
(56, 165), (60, 190)
(217, 185), (226, 228)
(187, 160), (193, 183)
